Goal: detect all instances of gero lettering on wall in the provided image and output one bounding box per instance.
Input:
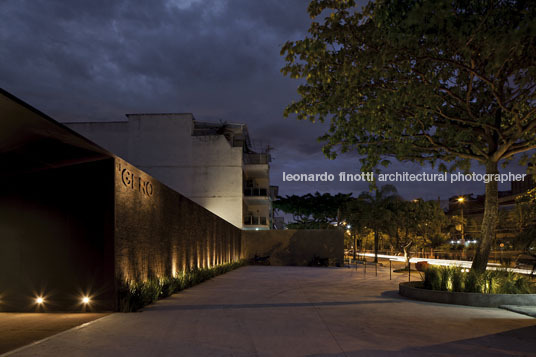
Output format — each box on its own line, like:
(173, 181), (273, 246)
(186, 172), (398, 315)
(117, 162), (153, 197)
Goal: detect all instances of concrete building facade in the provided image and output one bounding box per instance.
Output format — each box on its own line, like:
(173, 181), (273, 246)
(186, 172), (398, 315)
(64, 114), (273, 230)
(0, 90), (242, 311)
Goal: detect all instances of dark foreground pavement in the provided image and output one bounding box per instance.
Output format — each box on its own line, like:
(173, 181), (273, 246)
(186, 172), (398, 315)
(3, 265), (536, 356)
(0, 313), (107, 355)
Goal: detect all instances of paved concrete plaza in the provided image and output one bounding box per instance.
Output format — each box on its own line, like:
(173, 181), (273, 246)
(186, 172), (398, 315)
(4, 265), (536, 356)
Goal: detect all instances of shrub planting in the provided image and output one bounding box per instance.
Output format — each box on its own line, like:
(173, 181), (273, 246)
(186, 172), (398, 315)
(423, 266), (535, 295)
(118, 260), (246, 312)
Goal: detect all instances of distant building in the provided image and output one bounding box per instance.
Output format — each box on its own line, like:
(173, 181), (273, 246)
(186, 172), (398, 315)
(447, 174), (535, 240)
(512, 173), (535, 195)
(64, 114), (274, 229)
(448, 174), (535, 216)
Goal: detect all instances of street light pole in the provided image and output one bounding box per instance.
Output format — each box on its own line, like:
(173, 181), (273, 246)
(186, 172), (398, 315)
(347, 224), (356, 262)
(458, 197), (465, 245)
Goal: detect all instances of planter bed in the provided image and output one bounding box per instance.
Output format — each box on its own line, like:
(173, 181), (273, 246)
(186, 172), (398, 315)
(399, 281), (536, 307)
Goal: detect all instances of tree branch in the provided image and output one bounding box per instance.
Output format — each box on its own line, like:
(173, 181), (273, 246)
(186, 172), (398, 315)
(503, 144), (536, 159)
(417, 55), (513, 114)
(412, 134), (484, 161)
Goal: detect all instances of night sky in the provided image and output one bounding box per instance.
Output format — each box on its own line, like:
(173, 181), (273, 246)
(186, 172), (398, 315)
(1, 0), (528, 201)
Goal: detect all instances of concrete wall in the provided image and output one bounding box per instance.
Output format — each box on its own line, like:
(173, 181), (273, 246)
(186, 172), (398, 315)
(114, 158), (242, 283)
(241, 230), (344, 266)
(0, 156), (243, 312)
(0, 91), (245, 311)
(0, 159), (116, 312)
(66, 115), (245, 228)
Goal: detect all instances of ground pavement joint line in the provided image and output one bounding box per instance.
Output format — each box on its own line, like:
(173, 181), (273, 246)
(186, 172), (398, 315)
(295, 274), (348, 357)
(0, 315), (112, 357)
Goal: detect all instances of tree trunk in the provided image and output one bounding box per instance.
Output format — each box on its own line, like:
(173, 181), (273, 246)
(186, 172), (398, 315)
(374, 229), (379, 263)
(353, 233), (357, 261)
(471, 161), (499, 273)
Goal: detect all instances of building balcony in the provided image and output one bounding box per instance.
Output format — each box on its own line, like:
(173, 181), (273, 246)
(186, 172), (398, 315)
(243, 153), (270, 165)
(244, 215), (268, 226)
(244, 187), (268, 197)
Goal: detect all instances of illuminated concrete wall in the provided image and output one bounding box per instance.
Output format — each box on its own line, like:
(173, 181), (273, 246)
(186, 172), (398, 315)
(0, 159), (116, 312)
(241, 230), (344, 266)
(114, 158), (242, 284)
(0, 157), (241, 312)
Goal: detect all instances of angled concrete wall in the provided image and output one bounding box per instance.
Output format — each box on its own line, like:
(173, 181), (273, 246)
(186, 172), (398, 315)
(241, 230), (344, 266)
(0, 157), (243, 312)
(114, 158), (242, 284)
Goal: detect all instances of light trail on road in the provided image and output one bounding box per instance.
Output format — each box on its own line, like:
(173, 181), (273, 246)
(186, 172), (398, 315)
(360, 253), (534, 275)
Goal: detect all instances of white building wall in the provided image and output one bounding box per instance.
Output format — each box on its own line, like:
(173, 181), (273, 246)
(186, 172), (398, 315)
(64, 121), (130, 159)
(64, 114), (244, 228)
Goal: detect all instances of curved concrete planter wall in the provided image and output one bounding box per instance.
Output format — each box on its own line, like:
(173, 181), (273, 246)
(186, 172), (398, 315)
(399, 281), (536, 307)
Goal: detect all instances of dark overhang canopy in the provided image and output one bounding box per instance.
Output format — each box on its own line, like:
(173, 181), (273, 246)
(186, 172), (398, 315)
(0, 88), (113, 176)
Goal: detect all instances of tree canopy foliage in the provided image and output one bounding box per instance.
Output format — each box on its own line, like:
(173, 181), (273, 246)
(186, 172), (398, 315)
(344, 186), (449, 264)
(277, 186), (450, 263)
(273, 192), (352, 229)
(281, 0), (536, 271)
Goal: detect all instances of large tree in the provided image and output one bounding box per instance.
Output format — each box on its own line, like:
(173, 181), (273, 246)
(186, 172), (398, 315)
(355, 184), (399, 262)
(281, 0), (536, 272)
(411, 199), (449, 251)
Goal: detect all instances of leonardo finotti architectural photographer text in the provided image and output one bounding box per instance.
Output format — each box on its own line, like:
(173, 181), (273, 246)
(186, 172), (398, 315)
(282, 171), (528, 184)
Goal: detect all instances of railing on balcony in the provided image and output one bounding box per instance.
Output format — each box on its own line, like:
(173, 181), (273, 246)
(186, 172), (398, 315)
(244, 187), (268, 197)
(243, 153), (270, 165)
(244, 216), (268, 226)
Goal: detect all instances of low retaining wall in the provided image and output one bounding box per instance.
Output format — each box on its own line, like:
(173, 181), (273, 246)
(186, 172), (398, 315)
(399, 281), (536, 307)
(241, 229), (344, 266)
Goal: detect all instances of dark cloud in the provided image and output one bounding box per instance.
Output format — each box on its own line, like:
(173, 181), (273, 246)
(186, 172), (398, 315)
(0, 0), (529, 200)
